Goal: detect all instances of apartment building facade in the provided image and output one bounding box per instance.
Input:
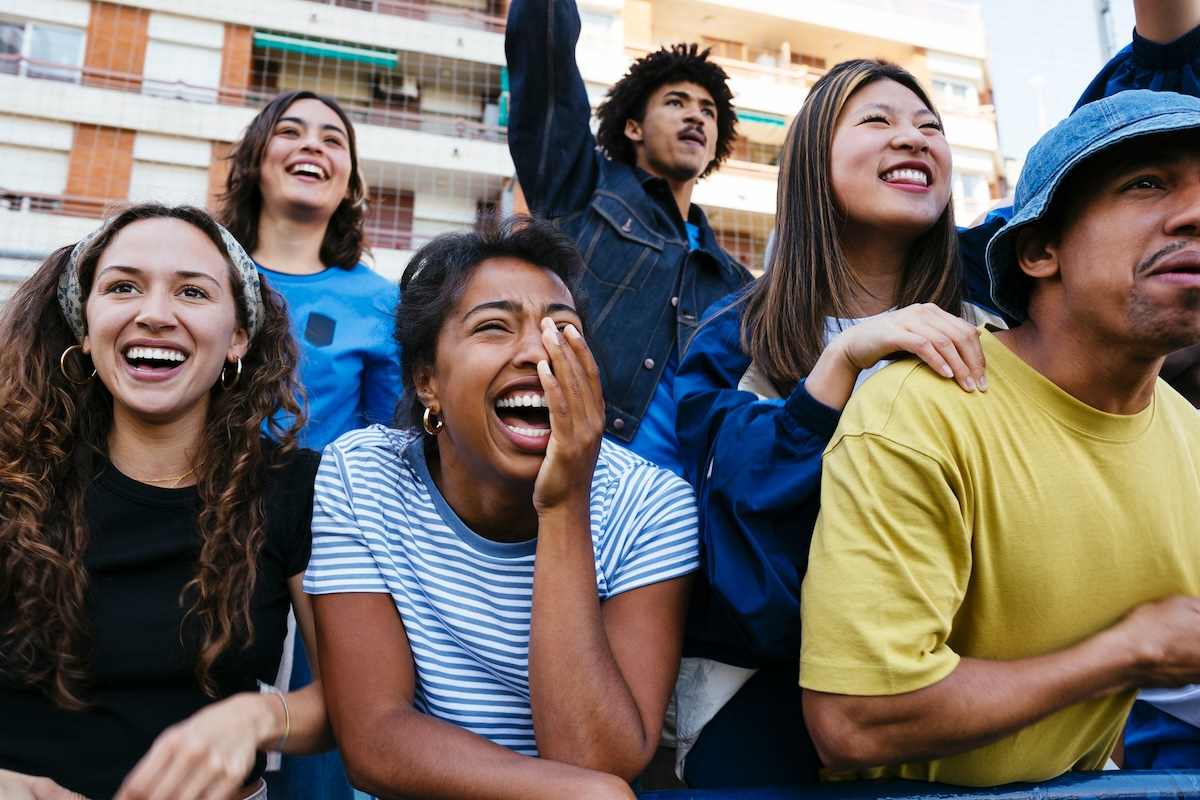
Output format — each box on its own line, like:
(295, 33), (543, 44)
(0, 0), (1003, 295)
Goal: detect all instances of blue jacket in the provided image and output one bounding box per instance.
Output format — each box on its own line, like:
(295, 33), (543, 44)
(677, 28), (1200, 667)
(505, 0), (752, 443)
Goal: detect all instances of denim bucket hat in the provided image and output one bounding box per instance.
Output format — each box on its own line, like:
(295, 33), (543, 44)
(986, 90), (1200, 321)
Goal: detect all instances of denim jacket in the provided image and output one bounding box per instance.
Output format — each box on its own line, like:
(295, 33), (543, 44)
(505, 0), (752, 442)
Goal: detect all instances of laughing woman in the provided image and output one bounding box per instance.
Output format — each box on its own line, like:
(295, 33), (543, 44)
(0, 204), (329, 800)
(304, 219), (699, 799)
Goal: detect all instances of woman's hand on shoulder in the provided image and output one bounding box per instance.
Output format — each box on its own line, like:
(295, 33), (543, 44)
(115, 692), (278, 800)
(532, 318), (605, 514)
(0, 770), (86, 800)
(834, 303), (986, 393)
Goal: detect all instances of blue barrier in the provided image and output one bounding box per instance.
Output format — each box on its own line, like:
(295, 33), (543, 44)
(638, 771), (1200, 800)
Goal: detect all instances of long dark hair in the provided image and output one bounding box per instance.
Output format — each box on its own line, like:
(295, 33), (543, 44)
(0, 203), (305, 707)
(219, 90), (368, 269)
(739, 60), (962, 392)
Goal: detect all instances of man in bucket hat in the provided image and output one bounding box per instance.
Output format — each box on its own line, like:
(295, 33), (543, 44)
(796, 89), (1200, 787)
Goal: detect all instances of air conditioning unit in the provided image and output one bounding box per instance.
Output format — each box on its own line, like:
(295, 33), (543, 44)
(373, 72), (419, 102)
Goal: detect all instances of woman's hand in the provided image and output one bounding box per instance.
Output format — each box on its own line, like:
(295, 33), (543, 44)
(807, 303), (986, 411)
(115, 692), (280, 800)
(0, 770), (86, 800)
(532, 318), (605, 514)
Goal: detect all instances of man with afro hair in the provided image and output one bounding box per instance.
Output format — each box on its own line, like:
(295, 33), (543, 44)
(506, 0), (751, 476)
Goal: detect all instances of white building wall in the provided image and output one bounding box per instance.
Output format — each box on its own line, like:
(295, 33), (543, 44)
(2, 0), (90, 29)
(143, 13), (225, 103)
(0, 115), (74, 196)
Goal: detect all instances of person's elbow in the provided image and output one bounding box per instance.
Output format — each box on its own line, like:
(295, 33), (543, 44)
(802, 690), (893, 771)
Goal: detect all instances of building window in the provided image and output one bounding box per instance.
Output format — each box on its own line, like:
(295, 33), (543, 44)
(0, 19), (84, 82)
(932, 78), (978, 109)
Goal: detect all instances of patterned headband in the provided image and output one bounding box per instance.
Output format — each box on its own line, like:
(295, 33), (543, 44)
(56, 219), (265, 343)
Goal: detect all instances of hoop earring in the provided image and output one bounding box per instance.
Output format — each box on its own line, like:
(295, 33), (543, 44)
(422, 406), (443, 436)
(59, 344), (95, 386)
(220, 357), (242, 390)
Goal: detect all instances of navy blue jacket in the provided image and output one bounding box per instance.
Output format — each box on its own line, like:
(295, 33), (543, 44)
(505, 0), (753, 443)
(677, 28), (1200, 667)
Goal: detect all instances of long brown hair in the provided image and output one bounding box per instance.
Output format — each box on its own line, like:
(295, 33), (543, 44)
(0, 204), (305, 707)
(739, 60), (962, 393)
(219, 90), (368, 269)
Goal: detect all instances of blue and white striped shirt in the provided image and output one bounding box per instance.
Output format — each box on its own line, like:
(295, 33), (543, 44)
(304, 425), (700, 755)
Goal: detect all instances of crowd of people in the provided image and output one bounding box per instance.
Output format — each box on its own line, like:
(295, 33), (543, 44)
(0, 0), (1198, 797)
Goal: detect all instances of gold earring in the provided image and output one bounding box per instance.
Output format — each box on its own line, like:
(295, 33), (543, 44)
(59, 344), (96, 386)
(221, 357), (242, 390)
(422, 406), (443, 436)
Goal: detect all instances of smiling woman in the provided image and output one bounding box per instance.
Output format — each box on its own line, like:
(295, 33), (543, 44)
(0, 204), (332, 800)
(303, 217), (700, 800)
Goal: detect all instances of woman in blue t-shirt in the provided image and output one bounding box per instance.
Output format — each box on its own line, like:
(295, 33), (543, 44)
(305, 219), (699, 799)
(220, 90), (402, 452)
(220, 90), (403, 798)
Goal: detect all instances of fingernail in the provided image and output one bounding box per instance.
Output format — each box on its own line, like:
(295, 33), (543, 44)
(564, 323), (579, 339)
(538, 360), (551, 374)
(963, 376), (976, 392)
(979, 374), (988, 391)
(941, 365), (954, 378)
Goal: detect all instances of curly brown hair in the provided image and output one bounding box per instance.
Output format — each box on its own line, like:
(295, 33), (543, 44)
(219, 90), (368, 269)
(0, 203), (305, 707)
(596, 43), (737, 180)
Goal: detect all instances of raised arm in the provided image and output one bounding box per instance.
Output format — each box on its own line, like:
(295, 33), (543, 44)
(1075, 0), (1200, 108)
(505, 0), (601, 217)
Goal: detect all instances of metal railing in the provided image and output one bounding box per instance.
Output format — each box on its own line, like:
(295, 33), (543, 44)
(638, 771), (1200, 800)
(0, 53), (507, 143)
(300, 0), (506, 33)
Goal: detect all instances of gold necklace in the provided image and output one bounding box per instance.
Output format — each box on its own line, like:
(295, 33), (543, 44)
(111, 458), (200, 488)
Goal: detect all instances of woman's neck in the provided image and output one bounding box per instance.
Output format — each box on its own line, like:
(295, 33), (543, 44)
(427, 441), (540, 543)
(252, 208), (329, 275)
(107, 404), (206, 487)
(838, 226), (911, 317)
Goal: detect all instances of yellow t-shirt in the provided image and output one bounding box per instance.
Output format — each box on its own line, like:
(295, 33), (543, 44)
(799, 329), (1200, 787)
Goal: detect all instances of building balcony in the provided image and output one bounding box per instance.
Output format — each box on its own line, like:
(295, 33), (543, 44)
(299, 0), (506, 34)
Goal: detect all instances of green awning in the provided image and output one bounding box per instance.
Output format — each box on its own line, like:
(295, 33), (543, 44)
(252, 32), (397, 67)
(737, 110), (787, 127)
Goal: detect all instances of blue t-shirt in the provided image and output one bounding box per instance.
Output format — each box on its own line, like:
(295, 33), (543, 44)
(257, 261), (403, 451)
(611, 221), (701, 477)
(304, 427), (700, 754)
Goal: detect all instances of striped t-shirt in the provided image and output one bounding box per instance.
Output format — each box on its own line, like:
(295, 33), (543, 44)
(304, 425), (700, 755)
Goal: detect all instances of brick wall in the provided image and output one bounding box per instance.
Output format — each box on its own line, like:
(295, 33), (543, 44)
(65, 124), (135, 216)
(220, 24), (253, 105)
(82, 1), (149, 91)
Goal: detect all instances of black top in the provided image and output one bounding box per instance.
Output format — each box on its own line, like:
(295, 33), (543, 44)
(0, 444), (319, 799)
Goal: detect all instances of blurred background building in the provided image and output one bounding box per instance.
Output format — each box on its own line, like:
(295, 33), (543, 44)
(0, 0), (1005, 297)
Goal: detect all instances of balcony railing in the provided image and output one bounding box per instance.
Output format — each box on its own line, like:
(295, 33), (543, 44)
(0, 54), (507, 143)
(300, 0), (506, 33)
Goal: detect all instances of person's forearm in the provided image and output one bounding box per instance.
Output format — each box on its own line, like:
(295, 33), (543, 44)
(1134, 0), (1200, 43)
(238, 682), (331, 755)
(803, 338), (860, 411)
(344, 706), (628, 800)
(805, 625), (1138, 769)
(528, 502), (652, 779)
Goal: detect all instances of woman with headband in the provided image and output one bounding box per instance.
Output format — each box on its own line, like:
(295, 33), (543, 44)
(0, 204), (330, 799)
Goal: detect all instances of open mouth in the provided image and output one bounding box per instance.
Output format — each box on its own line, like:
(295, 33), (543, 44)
(679, 128), (707, 148)
(880, 166), (931, 187)
(494, 390), (552, 440)
(287, 161), (327, 181)
(123, 345), (188, 373)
